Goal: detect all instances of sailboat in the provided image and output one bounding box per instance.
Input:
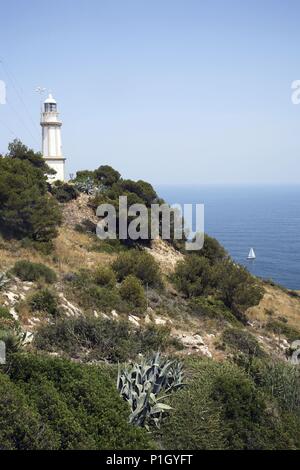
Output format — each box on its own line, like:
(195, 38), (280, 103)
(247, 247), (256, 260)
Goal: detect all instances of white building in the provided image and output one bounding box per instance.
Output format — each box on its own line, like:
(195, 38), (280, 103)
(40, 93), (65, 182)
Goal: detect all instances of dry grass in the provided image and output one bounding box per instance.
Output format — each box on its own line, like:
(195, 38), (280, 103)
(53, 227), (115, 274)
(247, 283), (300, 331)
(0, 228), (115, 278)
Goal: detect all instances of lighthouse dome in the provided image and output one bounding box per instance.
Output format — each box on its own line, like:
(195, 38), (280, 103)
(44, 93), (57, 104)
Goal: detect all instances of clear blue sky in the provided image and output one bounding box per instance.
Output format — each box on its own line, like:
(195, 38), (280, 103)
(0, 0), (300, 184)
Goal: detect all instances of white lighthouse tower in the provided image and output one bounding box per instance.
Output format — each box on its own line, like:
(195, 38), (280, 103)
(40, 93), (65, 181)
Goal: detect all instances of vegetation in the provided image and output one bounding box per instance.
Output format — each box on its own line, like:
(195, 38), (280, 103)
(113, 250), (162, 288)
(119, 275), (147, 311)
(157, 357), (300, 450)
(34, 317), (177, 362)
(174, 254), (263, 323)
(12, 260), (57, 283)
(222, 327), (265, 358)
(50, 181), (79, 203)
(0, 141), (61, 242)
(0, 306), (18, 330)
(266, 319), (300, 342)
(118, 353), (184, 428)
(29, 289), (60, 317)
(93, 265), (116, 288)
(0, 353), (154, 449)
(1, 146), (299, 450)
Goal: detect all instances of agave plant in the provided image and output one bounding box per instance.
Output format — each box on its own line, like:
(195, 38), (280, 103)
(117, 352), (184, 428)
(0, 329), (27, 355)
(74, 177), (103, 196)
(0, 272), (9, 290)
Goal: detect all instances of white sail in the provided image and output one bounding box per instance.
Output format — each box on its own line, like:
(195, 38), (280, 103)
(247, 248), (256, 259)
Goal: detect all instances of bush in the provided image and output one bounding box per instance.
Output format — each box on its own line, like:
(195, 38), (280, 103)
(174, 256), (263, 322)
(74, 219), (96, 234)
(222, 327), (265, 358)
(2, 353), (154, 449)
(119, 275), (146, 311)
(113, 250), (162, 288)
(188, 297), (240, 325)
(0, 372), (56, 450)
(93, 265), (116, 288)
(94, 165), (121, 186)
(191, 234), (227, 264)
(29, 289), (59, 316)
(266, 319), (300, 342)
(34, 317), (176, 362)
(173, 255), (213, 297)
(249, 358), (300, 413)
(50, 181), (78, 203)
(0, 153), (61, 242)
(0, 306), (18, 330)
(12, 260), (57, 283)
(157, 357), (298, 450)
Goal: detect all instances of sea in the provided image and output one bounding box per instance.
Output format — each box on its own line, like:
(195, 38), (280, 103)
(156, 184), (300, 290)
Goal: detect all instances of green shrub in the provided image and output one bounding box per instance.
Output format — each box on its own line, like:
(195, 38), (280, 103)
(0, 329), (27, 355)
(188, 297), (240, 325)
(29, 289), (59, 316)
(89, 239), (128, 254)
(174, 256), (263, 322)
(0, 306), (18, 330)
(0, 372), (57, 450)
(157, 357), (297, 450)
(34, 317), (176, 362)
(50, 181), (78, 203)
(266, 319), (300, 342)
(12, 260), (57, 283)
(191, 234), (228, 264)
(67, 269), (124, 313)
(222, 327), (265, 358)
(173, 255), (213, 297)
(0, 149), (61, 242)
(119, 275), (146, 311)
(249, 358), (300, 413)
(113, 250), (162, 287)
(2, 353), (154, 449)
(93, 265), (116, 288)
(94, 165), (121, 186)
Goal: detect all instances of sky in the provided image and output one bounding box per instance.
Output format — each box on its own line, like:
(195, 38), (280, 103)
(0, 0), (300, 184)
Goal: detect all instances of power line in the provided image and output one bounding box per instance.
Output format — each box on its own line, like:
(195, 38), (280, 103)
(0, 58), (40, 142)
(5, 97), (40, 146)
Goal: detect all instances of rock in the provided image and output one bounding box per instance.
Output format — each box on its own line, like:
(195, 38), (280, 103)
(9, 307), (19, 321)
(199, 345), (212, 358)
(144, 314), (152, 324)
(111, 310), (119, 319)
(146, 307), (154, 315)
(23, 332), (34, 344)
(128, 315), (140, 327)
(193, 334), (204, 345)
(176, 332), (209, 351)
(94, 310), (99, 318)
(59, 294), (82, 316)
(4, 291), (19, 304)
(100, 312), (110, 320)
(154, 317), (167, 326)
(145, 238), (184, 273)
(22, 285), (31, 292)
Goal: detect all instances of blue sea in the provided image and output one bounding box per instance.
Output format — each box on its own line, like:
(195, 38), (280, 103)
(156, 185), (300, 290)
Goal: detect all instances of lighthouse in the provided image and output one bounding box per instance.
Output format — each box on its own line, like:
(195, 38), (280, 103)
(40, 93), (66, 181)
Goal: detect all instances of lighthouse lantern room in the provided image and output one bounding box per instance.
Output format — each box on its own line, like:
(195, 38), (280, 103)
(40, 93), (66, 181)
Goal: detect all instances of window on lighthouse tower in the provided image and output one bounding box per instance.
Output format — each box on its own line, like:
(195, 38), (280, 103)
(45, 102), (57, 112)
